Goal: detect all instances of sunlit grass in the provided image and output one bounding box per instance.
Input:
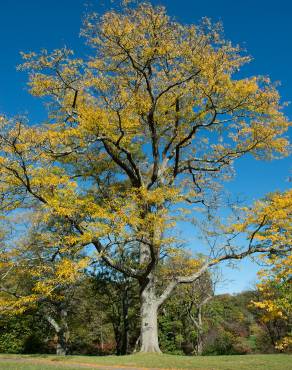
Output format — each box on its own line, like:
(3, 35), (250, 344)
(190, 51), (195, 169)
(0, 353), (290, 370)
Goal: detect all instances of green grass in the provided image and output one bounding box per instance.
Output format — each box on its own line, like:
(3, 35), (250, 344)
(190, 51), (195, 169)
(0, 362), (87, 370)
(0, 353), (290, 370)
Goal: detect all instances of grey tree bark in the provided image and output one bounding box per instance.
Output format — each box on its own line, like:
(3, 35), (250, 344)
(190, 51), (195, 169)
(45, 309), (69, 356)
(139, 235), (162, 353)
(190, 305), (204, 355)
(138, 260), (211, 353)
(139, 275), (161, 353)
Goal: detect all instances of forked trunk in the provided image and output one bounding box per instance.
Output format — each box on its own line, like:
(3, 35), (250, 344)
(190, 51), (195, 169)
(140, 278), (161, 353)
(46, 309), (69, 356)
(190, 305), (205, 356)
(195, 308), (203, 356)
(195, 334), (203, 356)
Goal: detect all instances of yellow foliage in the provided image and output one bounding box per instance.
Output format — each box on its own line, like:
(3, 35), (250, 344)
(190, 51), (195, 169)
(0, 2), (291, 318)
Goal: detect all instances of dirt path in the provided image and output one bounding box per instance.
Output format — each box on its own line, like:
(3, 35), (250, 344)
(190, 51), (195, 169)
(0, 357), (171, 370)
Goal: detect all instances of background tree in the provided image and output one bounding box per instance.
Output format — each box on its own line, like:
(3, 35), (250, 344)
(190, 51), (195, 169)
(0, 2), (290, 352)
(0, 213), (89, 355)
(248, 190), (292, 352)
(91, 267), (140, 355)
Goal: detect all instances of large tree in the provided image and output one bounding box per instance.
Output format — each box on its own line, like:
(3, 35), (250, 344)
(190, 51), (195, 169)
(0, 2), (290, 352)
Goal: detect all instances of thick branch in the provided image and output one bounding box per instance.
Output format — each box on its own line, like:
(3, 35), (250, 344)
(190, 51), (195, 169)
(45, 315), (61, 333)
(102, 140), (141, 187)
(91, 239), (140, 279)
(157, 241), (287, 307)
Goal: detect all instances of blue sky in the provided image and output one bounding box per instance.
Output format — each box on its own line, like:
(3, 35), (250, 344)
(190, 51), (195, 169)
(0, 0), (291, 293)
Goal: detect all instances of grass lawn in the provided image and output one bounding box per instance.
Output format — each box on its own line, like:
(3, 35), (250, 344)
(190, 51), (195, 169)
(0, 353), (290, 370)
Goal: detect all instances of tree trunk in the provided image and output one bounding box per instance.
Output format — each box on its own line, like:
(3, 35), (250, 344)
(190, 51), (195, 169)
(140, 277), (161, 353)
(195, 307), (203, 355)
(196, 334), (203, 356)
(56, 335), (67, 356)
(46, 309), (69, 356)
